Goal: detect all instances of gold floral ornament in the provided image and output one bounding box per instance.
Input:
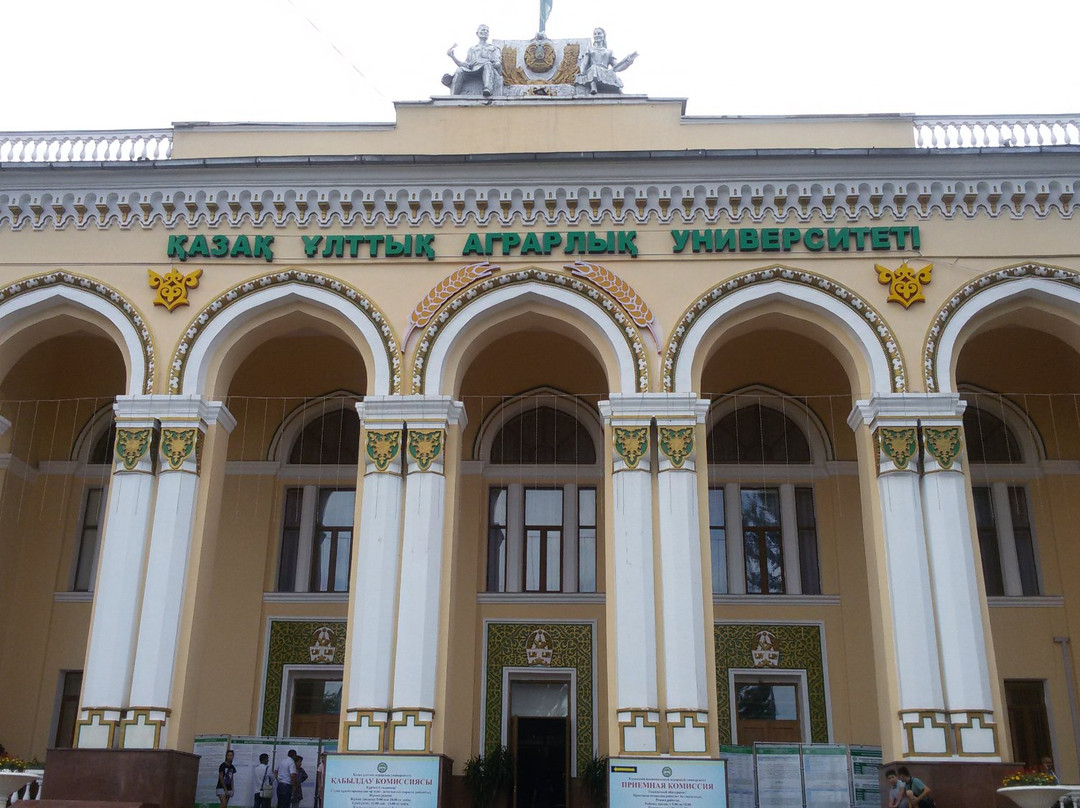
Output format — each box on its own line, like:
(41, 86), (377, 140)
(877, 261), (933, 308)
(366, 430), (402, 472)
(659, 426), (694, 468)
(613, 426), (649, 469)
(408, 429), (445, 471)
(923, 426), (962, 470)
(160, 427), (197, 471)
(877, 427), (918, 470)
(148, 267), (202, 312)
(115, 427), (152, 471)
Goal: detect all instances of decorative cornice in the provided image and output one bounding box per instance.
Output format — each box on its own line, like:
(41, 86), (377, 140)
(665, 266), (906, 393)
(0, 272), (155, 394)
(170, 269), (401, 394)
(925, 263), (1080, 392)
(1, 172), (1074, 231)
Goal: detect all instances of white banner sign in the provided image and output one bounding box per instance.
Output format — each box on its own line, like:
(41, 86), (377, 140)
(609, 758), (727, 808)
(323, 754), (441, 808)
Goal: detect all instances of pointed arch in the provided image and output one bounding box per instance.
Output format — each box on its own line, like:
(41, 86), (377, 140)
(925, 263), (1080, 394)
(0, 272), (154, 394)
(664, 266), (905, 396)
(410, 264), (650, 395)
(170, 269), (401, 396)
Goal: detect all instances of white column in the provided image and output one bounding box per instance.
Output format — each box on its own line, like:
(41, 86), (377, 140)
(655, 395), (711, 755)
(850, 396), (948, 757)
(342, 398), (406, 752)
(388, 396), (465, 753)
(123, 397), (235, 749)
(921, 398), (1000, 758)
(76, 396), (158, 749)
(600, 395), (660, 755)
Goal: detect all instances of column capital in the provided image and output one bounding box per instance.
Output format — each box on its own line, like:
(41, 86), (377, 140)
(848, 393), (965, 432)
(357, 395), (466, 431)
(114, 394), (236, 432)
(600, 393), (708, 426)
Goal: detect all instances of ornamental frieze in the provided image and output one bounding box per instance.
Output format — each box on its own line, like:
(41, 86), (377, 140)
(923, 427), (962, 470)
(613, 426), (649, 469)
(408, 429), (445, 472)
(658, 426), (694, 468)
(116, 428), (152, 471)
(365, 429), (402, 472)
(876, 427), (918, 470)
(160, 427), (198, 471)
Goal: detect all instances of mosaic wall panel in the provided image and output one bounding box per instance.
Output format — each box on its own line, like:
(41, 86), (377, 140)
(484, 622), (594, 776)
(714, 622), (828, 744)
(261, 619), (347, 736)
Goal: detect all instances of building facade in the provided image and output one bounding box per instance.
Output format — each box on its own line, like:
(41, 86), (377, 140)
(1, 97), (1079, 804)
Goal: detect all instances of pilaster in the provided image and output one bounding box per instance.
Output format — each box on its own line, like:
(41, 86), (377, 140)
(122, 397), (234, 749)
(599, 394), (660, 755)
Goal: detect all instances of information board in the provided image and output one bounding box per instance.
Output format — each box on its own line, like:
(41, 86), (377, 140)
(193, 735), (230, 808)
(802, 744), (850, 808)
(323, 753), (441, 808)
(719, 746), (755, 808)
(754, 744), (803, 806)
(229, 736), (277, 808)
(850, 746), (883, 808)
(609, 757), (727, 808)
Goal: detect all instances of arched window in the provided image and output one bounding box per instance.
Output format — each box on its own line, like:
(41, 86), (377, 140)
(70, 413), (114, 593)
(277, 400), (360, 594)
(964, 402), (1040, 597)
(706, 399), (822, 597)
(482, 396), (601, 596)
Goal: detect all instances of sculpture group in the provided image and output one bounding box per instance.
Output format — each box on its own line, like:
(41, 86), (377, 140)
(443, 25), (638, 98)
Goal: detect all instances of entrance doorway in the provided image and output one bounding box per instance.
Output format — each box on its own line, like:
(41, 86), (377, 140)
(509, 679), (570, 808)
(289, 678), (342, 739)
(735, 681), (802, 744)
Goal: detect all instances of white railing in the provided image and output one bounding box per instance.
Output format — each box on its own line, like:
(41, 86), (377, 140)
(914, 115), (1080, 148)
(6, 769), (43, 804)
(0, 131), (172, 162)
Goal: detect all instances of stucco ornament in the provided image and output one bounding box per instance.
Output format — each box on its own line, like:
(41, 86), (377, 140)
(525, 629), (554, 666)
(751, 630), (781, 668)
(877, 261), (933, 308)
(365, 429), (401, 472)
(148, 266), (201, 312)
(309, 627), (337, 664)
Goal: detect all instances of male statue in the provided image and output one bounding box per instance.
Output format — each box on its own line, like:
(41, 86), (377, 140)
(446, 24), (502, 97)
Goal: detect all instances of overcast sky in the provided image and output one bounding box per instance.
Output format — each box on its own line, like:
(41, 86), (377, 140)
(2, 0), (1077, 131)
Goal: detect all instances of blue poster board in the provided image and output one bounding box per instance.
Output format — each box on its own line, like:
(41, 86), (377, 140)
(609, 757), (727, 808)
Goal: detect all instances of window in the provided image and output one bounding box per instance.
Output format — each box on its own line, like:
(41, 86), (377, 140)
(483, 403), (600, 595)
(277, 403), (359, 594)
(487, 485), (597, 594)
(72, 487), (107, 592)
(965, 405), (1040, 597)
(278, 487), (355, 592)
(734, 678), (804, 744)
(53, 671), (83, 748)
(707, 403), (822, 595)
(1004, 680), (1053, 769)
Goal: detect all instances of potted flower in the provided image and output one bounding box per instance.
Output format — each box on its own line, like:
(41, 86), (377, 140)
(998, 769), (1074, 808)
(0, 749), (37, 805)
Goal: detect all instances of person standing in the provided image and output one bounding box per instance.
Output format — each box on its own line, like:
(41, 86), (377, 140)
(274, 749), (299, 808)
(253, 753), (273, 808)
(292, 755), (309, 808)
(216, 750), (237, 808)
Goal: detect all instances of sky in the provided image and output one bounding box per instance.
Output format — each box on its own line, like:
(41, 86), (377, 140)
(1, 0), (1078, 131)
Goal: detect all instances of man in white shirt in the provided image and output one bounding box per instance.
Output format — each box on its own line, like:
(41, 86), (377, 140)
(274, 750), (298, 808)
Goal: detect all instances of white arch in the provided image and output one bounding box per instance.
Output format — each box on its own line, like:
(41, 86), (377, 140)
(672, 280), (895, 396)
(179, 284), (394, 396)
(0, 285), (148, 394)
(423, 283), (640, 396)
(934, 278), (1080, 395)
(267, 390), (361, 463)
